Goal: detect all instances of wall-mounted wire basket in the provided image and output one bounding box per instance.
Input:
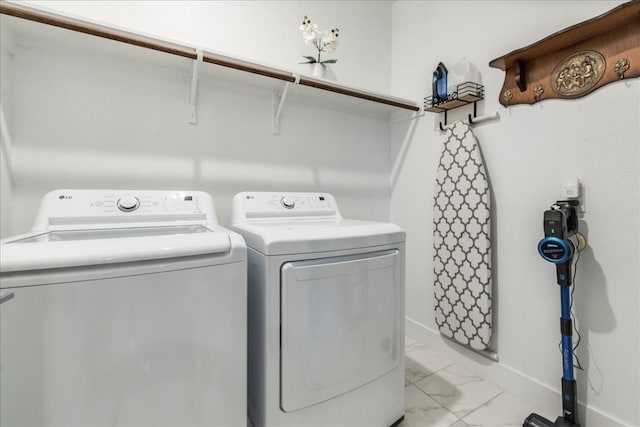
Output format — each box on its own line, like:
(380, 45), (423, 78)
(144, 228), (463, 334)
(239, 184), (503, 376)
(424, 82), (484, 112)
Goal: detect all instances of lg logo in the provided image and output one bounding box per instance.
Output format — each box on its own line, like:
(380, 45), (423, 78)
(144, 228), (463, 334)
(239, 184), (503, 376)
(58, 195), (73, 200)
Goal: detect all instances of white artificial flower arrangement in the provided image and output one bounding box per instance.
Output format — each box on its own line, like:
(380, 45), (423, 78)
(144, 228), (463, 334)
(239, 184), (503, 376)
(299, 15), (339, 64)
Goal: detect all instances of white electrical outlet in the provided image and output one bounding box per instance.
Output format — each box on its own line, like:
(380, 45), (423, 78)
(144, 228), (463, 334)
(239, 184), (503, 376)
(563, 178), (579, 199)
(562, 178), (585, 214)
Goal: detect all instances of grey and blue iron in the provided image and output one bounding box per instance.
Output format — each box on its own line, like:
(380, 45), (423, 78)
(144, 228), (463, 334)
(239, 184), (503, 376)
(432, 62), (448, 105)
(525, 200), (581, 427)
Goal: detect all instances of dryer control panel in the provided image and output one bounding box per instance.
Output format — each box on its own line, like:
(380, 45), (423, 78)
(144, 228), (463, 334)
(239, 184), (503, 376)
(231, 192), (340, 223)
(32, 190), (217, 230)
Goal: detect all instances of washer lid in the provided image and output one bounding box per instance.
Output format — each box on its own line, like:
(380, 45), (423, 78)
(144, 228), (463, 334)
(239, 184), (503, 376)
(0, 225), (232, 272)
(231, 218), (405, 255)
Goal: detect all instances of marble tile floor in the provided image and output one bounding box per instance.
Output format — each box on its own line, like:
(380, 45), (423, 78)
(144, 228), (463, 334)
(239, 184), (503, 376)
(400, 337), (545, 427)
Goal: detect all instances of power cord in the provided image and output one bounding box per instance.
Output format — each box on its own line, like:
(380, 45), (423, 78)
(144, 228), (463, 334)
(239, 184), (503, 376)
(569, 242), (583, 371)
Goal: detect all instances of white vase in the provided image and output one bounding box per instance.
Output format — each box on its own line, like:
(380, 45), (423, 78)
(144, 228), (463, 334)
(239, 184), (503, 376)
(312, 63), (326, 79)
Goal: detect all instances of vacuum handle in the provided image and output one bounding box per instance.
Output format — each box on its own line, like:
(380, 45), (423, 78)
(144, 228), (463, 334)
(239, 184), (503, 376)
(556, 261), (572, 286)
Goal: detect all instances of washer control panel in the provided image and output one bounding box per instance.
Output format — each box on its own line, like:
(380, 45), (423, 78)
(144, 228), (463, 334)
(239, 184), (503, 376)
(32, 190), (217, 230)
(232, 192), (341, 223)
(73, 191), (203, 215)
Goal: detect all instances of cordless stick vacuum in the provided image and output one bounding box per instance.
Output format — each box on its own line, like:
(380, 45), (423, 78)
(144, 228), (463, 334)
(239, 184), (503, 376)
(524, 200), (582, 427)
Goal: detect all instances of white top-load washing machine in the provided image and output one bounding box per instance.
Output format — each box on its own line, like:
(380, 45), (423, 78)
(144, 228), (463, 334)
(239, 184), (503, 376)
(231, 192), (405, 427)
(0, 189), (247, 427)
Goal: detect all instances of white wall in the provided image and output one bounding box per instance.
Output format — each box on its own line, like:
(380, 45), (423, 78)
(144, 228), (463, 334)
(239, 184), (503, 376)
(21, 0), (392, 94)
(1, 21), (14, 238)
(3, 0), (395, 233)
(391, 1), (639, 426)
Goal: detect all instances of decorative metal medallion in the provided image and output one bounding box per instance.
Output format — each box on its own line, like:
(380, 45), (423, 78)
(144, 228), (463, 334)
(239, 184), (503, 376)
(533, 85), (544, 102)
(551, 50), (605, 97)
(614, 58), (630, 80)
(503, 90), (513, 104)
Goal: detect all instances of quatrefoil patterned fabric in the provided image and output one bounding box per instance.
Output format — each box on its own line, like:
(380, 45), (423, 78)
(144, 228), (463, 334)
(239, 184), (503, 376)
(433, 122), (492, 351)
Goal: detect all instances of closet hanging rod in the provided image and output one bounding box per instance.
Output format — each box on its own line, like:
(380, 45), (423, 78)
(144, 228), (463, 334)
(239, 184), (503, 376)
(0, 2), (295, 83)
(0, 2), (195, 60)
(299, 77), (421, 110)
(0, 2), (420, 112)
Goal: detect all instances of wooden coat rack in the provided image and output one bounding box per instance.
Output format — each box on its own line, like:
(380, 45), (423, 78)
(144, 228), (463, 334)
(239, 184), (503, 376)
(489, 0), (640, 107)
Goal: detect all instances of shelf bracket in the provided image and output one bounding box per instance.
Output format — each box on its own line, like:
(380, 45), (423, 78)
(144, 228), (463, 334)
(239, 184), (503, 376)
(0, 103), (14, 175)
(188, 49), (203, 124)
(272, 74), (300, 135)
(514, 60), (526, 92)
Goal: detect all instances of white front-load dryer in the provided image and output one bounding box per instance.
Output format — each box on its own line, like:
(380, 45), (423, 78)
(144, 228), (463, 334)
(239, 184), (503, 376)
(231, 191), (405, 427)
(0, 189), (247, 427)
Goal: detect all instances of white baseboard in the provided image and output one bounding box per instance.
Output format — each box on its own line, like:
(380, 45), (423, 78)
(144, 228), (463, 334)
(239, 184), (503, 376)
(406, 317), (630, 427)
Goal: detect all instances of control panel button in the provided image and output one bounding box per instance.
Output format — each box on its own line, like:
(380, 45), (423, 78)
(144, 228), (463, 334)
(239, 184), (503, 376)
(281, 196), (295, 209)
(117, 196), (140, 212)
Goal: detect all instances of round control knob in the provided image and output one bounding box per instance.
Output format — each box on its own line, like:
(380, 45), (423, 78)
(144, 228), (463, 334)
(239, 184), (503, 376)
(117, 195), (140, 212)
(281, 196), (295, 209)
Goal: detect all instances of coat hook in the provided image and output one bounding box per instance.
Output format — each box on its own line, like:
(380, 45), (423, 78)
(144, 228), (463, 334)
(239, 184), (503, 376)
(468, 112), (500, 125)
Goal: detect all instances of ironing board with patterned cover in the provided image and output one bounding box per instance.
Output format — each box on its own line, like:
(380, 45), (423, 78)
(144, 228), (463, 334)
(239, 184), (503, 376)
(433, 121), (492, 351)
